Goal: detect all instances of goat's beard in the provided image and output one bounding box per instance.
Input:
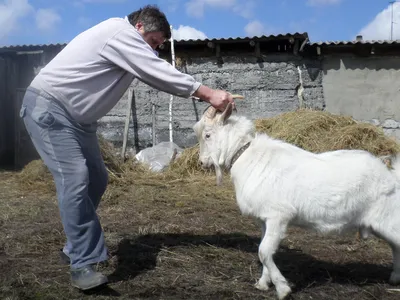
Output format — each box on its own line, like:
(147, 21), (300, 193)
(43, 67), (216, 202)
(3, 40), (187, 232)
(215, 165), (223, 186)
(210, 155), (224, 186)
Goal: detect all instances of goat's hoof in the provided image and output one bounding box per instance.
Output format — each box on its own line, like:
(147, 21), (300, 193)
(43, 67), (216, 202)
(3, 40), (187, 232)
(389, 272), (400, 285)
(276, 284), (292, 300)
(254, 280), (269, 291)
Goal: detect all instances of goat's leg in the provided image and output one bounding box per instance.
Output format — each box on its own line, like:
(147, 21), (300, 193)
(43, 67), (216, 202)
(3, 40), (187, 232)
(390, 245), (400, 285)
(255, 221), (271, 291)
(257, 219), (291, 300)
(370, 223), (400, 284)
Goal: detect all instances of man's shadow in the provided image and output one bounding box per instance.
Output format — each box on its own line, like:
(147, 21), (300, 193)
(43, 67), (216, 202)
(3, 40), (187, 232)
(107, 232), (393, 294)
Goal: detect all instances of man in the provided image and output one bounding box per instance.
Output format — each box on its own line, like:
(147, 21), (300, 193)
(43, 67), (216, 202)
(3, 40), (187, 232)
(19, 5), (234, 291)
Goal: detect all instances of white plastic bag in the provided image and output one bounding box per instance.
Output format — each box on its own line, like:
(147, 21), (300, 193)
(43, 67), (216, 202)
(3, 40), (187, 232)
(135, 141), (183, 172)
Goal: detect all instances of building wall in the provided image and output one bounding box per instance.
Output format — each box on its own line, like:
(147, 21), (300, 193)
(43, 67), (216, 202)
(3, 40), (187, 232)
(2, 43), (400, 169)
(97, 53), (325, 151)
(0, 57), (7, 165)
(322, 54), (400, 140)
(0, 46), (65, 168)
(0, 56), (18, 167)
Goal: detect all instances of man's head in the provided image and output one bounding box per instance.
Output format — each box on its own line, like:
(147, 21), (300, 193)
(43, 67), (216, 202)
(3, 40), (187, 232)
(128, 5), (171, 50)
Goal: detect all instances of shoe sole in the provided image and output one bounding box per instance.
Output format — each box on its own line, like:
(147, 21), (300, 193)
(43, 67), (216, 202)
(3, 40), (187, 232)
(71, 277), (108, 291)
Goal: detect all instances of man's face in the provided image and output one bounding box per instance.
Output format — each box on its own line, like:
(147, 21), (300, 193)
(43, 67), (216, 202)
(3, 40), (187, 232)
(135, 22), (166, 50)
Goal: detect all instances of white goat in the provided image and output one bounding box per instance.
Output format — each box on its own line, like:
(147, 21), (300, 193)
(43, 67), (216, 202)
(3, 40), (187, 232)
(193, 103), (400, 300)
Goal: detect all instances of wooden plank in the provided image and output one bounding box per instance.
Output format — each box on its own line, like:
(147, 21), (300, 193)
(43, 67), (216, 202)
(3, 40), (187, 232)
(121, 88), (133, 160)
(0, 57), (18, 168)
(0, 57), (6, 164)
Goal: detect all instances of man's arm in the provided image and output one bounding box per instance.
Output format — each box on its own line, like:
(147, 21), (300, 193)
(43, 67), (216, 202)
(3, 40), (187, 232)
(100, 27), (234, 111)
(100, 28), (203, 98)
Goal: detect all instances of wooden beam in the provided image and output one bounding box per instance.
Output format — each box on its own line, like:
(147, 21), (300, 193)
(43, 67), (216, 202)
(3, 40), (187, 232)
(121, 88), (133, 160)
(255, 42), (263, 63)
(215, 43), (223, 65)
(293, 39), (300, 56)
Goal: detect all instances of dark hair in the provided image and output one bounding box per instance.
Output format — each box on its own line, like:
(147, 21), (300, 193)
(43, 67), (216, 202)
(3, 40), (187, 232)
(128, 5), (171, 40)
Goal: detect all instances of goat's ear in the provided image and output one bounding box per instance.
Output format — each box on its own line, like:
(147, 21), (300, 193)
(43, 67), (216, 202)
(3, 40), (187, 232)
(218, 102), (233, 124)
(192, 121), (202, 139)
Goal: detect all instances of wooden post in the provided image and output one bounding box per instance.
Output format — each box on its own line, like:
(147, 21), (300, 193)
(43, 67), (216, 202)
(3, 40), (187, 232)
(121, 87), (133, 160)
(169, 25), (176, 143)
(152, 103), (156, 146)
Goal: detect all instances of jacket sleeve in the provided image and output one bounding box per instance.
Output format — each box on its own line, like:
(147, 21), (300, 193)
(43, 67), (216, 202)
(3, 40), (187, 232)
(100, 28), (202, 98)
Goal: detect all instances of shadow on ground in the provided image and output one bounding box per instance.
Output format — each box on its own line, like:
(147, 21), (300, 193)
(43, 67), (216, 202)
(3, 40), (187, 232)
(108, 232), (393, 294)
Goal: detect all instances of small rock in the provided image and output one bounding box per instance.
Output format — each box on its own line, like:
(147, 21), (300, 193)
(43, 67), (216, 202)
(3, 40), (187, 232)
(382, 119), (399, 129)
(369, 119), (381, 126)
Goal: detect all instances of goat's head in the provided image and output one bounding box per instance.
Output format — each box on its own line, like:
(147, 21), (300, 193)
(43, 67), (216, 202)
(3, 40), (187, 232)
(193, 102), (254, 185)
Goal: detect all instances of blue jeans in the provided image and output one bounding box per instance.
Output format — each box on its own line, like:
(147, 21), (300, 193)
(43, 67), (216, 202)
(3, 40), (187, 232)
(19, 87), (108, 269)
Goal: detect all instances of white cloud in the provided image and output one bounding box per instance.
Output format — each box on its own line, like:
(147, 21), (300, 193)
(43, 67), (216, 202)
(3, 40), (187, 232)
(244, 20), (268, 37)
(36, 8), (61, 32)
(232, 1), (256, 19)
(186, 0), (255, 19)
(0, 0), (33, 40)
(172, 25), (207, 40)
(357, 3), (400, 40)
(163, 0), (180, 12)
(306, 0), (342, 6)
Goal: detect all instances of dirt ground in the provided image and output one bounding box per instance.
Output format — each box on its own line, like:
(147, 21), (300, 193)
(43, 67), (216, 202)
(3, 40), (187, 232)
(1, 168), (400, 300)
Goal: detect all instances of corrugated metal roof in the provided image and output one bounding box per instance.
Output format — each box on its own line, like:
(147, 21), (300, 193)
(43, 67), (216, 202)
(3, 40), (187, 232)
(172, 32), (309, 43)
(0, 33), (309, 50)
(311, 39), (400, 46)
(0, 43), (67, 50)
(3, 33), (399, 51)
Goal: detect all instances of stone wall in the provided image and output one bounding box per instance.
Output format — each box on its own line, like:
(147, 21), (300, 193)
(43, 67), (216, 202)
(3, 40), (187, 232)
(97, 53), (325, 151)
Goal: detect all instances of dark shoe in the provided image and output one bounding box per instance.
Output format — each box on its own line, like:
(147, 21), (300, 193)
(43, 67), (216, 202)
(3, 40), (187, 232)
(59, 249), (70, 265)
(71, 264), (108, 290)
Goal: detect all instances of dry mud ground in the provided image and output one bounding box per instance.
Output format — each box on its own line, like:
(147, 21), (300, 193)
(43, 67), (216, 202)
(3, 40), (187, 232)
(1, 169), (400, 300)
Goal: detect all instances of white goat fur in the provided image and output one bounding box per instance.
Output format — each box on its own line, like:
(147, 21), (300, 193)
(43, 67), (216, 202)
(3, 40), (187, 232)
(193, 104), (400, 300)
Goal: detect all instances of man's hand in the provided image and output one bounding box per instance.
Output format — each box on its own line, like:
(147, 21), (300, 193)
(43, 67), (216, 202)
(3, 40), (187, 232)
(208, 90), (235, 112)
(193, 85), (235, 111)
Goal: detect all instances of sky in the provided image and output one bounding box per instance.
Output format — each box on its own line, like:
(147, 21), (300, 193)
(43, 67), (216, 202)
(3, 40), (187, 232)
(0, 0), (399, 47)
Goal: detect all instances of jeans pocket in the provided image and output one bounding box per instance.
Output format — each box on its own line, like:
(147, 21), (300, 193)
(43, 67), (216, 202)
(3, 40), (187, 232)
(37, 111), (56, 127)
(19, 104), (27, 118)
(31, 106), (56, 128)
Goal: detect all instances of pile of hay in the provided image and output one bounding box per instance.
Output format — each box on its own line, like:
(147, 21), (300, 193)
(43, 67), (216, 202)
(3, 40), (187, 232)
(16, 135), (133, 193)
(167, 145), (210, 175)
(168, 109), (399, 174)
(255, 109), (400, 156)
(17, 159), (56, 194)
(16, 109), (400, 194)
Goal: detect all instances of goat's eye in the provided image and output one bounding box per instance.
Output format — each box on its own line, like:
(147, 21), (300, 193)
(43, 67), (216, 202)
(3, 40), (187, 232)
(205, 134), (211, 139)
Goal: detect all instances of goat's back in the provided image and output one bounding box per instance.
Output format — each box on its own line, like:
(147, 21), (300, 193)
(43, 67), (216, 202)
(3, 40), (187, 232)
(230, 134), (400, 233)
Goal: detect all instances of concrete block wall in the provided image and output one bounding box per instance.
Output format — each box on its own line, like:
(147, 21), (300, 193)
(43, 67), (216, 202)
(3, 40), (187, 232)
(322, 55), (400, 142)
(97, 53), (325, 151)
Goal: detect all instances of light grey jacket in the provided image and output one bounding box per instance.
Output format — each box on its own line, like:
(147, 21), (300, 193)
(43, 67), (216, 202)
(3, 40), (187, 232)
(30, 17), (202, 123)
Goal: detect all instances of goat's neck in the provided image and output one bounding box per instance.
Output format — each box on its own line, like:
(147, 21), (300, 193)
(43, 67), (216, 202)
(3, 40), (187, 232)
(218, 124), (254, 170)
(227, 141), (251, 170)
